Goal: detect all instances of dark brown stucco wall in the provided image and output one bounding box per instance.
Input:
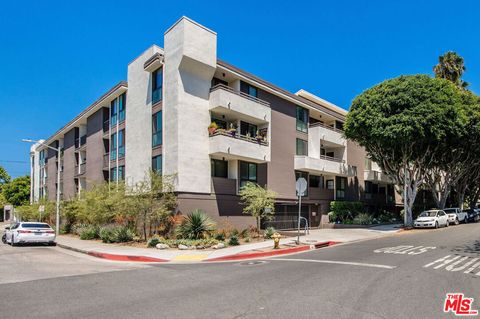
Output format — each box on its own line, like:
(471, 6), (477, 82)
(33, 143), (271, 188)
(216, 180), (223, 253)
(86, 108), (106, 188)
(63, 129), (76, 199)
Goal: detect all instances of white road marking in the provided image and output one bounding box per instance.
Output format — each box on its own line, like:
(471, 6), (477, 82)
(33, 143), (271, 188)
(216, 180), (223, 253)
(271, 258), (396, 269)
(424, 255), (480, 276)
(374, 245), (436, 255)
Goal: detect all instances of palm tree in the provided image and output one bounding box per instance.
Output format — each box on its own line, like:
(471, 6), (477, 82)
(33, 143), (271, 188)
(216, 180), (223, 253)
(433, 51), (469, 89)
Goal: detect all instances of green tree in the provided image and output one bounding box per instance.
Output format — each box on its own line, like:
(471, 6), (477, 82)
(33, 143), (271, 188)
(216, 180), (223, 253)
(132, 171), (177, 241)
(239, 182), (277, 230)
(0, 165), (11, 186)
(345, 75), (466, 225)
(2, 175), (30, 206)
(433, 51), (469, 89)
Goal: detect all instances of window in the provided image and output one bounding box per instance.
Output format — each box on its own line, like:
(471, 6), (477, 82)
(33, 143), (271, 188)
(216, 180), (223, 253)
(240, 81), (258, 98)
(240, 161), (257, 188)
(152, 155), (162, 173)
(296, 106), (308, 133)
(295, 171), (309, 196)
(336, 176), (347, 199)
(296, 138), (308, 156)
(110, 167), (116, 181)
(152, 68), (163, 104)
(240, 121), (257, 137)
(211, 159), (228, 178)
(110, 166), (124, 181)
(118, 93), (126, 123)
(326, 179), (334, 190)
(212, 78), (228, 87)
(309, 175), (323, 188)
(118, 129), (125, 158)
(365, 158), (372, 171)
(335, 120), (344, 131)
(110, 99), (118, 126)
(110, 132), (117, 160)
(152, 112), (162, 147)
(118, 166), (125, 180)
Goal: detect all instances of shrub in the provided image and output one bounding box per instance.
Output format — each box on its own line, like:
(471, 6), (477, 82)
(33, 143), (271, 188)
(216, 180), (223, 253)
(214, 232), (225, 241)
(230, 228), (239, 237)
(228, 235), (240, 246)
(78, 225), (99, 240)
(99, 225), (134, 243)
(239, 228), (250, 239)
(329, 201), (364, 222)
(244, 237), (251, 243)
(264, 227), (276, 239)
(352, 213), (374, 225)
(175, 209), (216, 239)
(147, 236), (162, 248)
(156, 238), (219, 248)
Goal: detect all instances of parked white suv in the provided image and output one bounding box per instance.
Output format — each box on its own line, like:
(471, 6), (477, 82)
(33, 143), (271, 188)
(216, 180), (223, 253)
(443, 208), (467, 224)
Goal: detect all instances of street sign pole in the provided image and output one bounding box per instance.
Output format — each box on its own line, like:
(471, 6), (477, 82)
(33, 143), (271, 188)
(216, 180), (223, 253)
(295, 177), (307, 245)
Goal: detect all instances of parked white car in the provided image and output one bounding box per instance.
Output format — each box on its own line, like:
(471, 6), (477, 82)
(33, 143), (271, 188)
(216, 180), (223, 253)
(414, 210), (449, 228)
(443, 208), (468, 224)
(3, 222), (56, 246)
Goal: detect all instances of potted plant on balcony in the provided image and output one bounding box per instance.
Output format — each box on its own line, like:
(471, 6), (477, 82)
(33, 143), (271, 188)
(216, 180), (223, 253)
(208, 122), (218, 135)
(255, 130), (264, 143)
(228, 123), (237, 137)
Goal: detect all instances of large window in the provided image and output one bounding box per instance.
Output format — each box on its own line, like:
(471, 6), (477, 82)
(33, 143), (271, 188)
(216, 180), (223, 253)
(240, 161), (257, 188)
(152, 112), (162, 147)
(309, 175), (323, 188)
(296, 138), (308, 156)
(336, 176), (347, 199)
(240, 81), (258, 98)
(240, 121), (257, 137)
(118, 93), (126, 123)
(152, 68), (163, 104)
(152, 155), (162, 173)
(295, 171), (309, 196)
(110, 132), (117, 160)
(211, 159), (228, 178)
(296, 106), (308, 133)
(110, 166), (125, 182)
(118, 129), (125, 158)
(110, 99), (118, 126)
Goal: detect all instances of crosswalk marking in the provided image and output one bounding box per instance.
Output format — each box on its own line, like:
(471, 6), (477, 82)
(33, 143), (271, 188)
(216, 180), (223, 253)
(374, 245), (436, 255)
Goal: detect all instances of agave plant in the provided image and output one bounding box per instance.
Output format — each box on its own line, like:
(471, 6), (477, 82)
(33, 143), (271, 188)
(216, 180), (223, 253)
(176, 209), (216, 239)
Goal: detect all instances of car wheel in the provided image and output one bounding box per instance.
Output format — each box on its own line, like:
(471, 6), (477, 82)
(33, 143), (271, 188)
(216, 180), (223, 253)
(435, 222), (439, 229)
(48, 242), (56, 246)
(445, 220), (449, 227)
(1, 234), (6, 244)
(11, 236), (16, 246)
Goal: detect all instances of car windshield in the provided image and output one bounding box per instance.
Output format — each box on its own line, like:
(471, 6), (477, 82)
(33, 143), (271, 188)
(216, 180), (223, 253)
(21, 223), (51, 229)
(443, 209), (456, 213)
(419, 211), (437, 217)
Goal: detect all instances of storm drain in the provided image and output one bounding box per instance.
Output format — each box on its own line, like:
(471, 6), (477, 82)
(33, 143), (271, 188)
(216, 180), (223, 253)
(237, 260), (269, 266)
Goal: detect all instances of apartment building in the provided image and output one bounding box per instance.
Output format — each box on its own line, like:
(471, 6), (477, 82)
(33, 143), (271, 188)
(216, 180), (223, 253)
(30, 16), (401, 229)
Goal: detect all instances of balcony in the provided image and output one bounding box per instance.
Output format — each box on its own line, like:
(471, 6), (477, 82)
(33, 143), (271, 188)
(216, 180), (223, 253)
(211, 177), (237, 195)
(309, 122), (345, 147)
(75, 135), (87, 150)
(294, 155), (354, 176)
(74, 163), (86, 177)
(103, 153), (110, 169)
(209, 85), (270, 124)
(209, 130), (270, 163)
(103, 120), (109, 135)
(364, 170), (392, 183)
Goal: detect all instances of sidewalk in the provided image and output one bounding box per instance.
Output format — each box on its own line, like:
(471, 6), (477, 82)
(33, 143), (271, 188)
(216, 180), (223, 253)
(56, 224), (402, 263)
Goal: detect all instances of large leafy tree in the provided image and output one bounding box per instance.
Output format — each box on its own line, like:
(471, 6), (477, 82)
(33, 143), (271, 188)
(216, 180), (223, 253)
(239, 182), (277, 231)
(345, 75), (466, 225)
(0, 165), (10, 186)
(433, 51), (469, 89)
(2, 175), (30, 206)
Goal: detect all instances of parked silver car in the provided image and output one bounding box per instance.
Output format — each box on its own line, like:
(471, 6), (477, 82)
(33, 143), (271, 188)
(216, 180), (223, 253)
(3, 222), (56, 246)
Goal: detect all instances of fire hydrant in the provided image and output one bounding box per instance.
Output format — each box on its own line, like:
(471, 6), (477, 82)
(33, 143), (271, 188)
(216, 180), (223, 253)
(272, 233), (281, 249)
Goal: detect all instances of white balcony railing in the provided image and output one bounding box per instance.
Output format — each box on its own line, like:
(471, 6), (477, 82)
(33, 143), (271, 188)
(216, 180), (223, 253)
(209, 130), (270, 163)
(309, 122), (346, 147)
(209, 85), (271, 123)
(364, 170), (392, 183)
(294, 155), (354, 176)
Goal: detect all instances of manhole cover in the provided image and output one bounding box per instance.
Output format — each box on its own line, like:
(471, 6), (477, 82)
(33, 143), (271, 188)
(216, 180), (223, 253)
(237, 260), (268, 266)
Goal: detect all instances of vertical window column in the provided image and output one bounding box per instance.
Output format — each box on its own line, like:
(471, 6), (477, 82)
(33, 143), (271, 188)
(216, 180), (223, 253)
(152, 111), (162, 147)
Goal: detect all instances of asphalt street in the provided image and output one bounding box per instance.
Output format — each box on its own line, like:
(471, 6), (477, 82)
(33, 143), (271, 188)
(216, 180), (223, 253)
(0, 223), (479, 319)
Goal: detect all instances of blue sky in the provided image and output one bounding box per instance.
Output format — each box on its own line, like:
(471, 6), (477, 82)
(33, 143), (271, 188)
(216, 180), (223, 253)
(1, 0), (479, 177)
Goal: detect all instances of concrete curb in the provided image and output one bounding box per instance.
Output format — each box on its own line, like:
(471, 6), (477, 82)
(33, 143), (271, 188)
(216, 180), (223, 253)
(56, 240), (341, 263)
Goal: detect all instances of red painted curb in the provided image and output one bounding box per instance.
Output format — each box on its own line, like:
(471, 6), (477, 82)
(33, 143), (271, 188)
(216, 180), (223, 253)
(87, 251), (168, 263)
(204, 245), (311, 262)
